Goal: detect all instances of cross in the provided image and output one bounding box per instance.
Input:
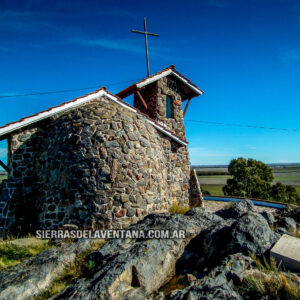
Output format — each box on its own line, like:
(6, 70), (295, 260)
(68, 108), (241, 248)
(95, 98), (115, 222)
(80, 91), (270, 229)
(131, 17), (160, 77)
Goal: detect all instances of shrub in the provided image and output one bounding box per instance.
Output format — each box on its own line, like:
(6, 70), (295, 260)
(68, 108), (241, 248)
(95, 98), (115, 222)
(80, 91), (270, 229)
(168, 203), (190, 214)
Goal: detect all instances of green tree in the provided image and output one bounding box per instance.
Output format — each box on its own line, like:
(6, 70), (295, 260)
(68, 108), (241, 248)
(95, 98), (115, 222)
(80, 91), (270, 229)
(223, 158), (274, 199)
(271, 183), (300, 204)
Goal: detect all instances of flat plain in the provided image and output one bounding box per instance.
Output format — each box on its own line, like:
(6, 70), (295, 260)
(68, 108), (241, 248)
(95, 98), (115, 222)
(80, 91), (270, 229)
(197, 165), (300, 197)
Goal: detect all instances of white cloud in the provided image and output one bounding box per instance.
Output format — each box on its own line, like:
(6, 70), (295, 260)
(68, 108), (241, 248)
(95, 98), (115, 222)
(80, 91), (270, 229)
(68, 37), (177, 58)
(0, 10), (59, 32)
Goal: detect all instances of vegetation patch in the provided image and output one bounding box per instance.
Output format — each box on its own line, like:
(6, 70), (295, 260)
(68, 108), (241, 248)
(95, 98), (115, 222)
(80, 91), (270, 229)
(168, 203), (190, 214)
(239, 270), (300, 300)
(34, 239), (106, 300)
(0, 237), (54, 270)
(237, 253), (300, 300)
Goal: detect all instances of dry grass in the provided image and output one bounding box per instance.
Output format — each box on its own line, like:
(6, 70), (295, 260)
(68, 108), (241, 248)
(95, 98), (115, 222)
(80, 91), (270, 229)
(241, 270), (300, 300)
(168, 203), (190, 214)
(34, 239), (106, 300)
(239, 253), (300, 299)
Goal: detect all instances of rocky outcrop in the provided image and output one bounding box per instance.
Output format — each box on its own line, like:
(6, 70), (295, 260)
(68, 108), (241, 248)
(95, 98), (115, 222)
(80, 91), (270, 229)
(278, 206), (300, 223)
(260, 210), (275, 226)
(55, 211), (220, 300)
(0, 200), (293, 300)
(0, 239), (92, 300)
(216, 199), (256, 219)
(168, 253), (253, 300)
(231, 212), (280, 256)
(177, 203), (279, 275)
(277, 217), (297, 233)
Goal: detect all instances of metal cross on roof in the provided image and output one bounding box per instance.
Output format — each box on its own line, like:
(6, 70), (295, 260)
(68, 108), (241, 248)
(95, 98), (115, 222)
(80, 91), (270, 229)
(131, 17), (160, 77)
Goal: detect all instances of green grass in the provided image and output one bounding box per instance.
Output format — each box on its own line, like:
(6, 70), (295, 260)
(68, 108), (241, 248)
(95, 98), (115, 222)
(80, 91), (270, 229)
(201, 184), (224, 196)
(198, 166), (300, 198)
(0, 237), (54, 270)
(201, 183), (300, 199)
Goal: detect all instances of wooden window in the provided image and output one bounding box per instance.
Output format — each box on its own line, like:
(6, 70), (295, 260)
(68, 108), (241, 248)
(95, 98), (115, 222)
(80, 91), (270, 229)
(166, 95), (172, 118)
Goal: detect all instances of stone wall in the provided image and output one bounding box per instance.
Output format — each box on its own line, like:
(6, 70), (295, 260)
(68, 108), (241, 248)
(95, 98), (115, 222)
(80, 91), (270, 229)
(134, 75), (186, 140)
(1, 95), (191, 233)
(0, 180), (18, 235)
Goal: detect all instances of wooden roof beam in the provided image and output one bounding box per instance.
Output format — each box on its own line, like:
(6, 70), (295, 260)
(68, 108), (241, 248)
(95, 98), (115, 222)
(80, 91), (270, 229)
(183, 98), (191, 117)
(136, 90), (148, 110)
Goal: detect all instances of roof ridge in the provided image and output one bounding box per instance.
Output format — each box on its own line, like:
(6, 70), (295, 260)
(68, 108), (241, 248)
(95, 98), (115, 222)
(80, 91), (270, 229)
(0, 86), (188, 145)
(117, 65), (203, 99)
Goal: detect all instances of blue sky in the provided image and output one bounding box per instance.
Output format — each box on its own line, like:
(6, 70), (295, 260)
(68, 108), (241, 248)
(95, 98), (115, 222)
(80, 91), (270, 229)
(0, 0), (300, 167)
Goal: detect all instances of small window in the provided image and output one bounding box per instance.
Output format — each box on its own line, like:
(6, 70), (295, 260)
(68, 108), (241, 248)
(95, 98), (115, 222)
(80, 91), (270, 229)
(166, 95), (172, 118)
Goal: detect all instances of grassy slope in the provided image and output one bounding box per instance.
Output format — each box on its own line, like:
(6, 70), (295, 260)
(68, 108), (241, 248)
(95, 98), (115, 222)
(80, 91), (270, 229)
(0, 237), (54, 270)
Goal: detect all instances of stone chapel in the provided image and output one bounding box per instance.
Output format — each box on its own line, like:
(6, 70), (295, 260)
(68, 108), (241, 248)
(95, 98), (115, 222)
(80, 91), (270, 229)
(0, 65), (204, 235)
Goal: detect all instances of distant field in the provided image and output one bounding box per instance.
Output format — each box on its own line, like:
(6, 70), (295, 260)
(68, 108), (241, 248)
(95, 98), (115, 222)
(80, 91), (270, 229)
(197, 165), (300, 197)
(201, 184), (224, 196)
(0, 175), (7, 184)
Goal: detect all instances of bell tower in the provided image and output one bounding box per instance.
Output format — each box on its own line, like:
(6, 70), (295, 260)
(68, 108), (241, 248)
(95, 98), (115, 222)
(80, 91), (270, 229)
(117, 65), (204, 140)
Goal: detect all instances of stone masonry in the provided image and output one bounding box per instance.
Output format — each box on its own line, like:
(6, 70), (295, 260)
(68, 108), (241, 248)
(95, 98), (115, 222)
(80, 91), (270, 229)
(0, 95), (191, 234)
(134, 75), (186, 140)
(0, 66), (203, 235)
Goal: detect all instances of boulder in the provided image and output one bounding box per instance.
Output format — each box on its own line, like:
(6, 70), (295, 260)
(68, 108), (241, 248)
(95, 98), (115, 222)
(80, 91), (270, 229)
(275, 227), (292, 236)
(260, 210), (275, 226)
(176, 206), (279, 275)
(277, 217), (297, 233)
(216, 199), (256, 219)
(231, 212), (280, 256)
(167, 253), (252, 300)
(176, 214), (234, 273)
(168, 277), (242, 300)
(207, 253), (254, 284)
(55, 211), (222, 300)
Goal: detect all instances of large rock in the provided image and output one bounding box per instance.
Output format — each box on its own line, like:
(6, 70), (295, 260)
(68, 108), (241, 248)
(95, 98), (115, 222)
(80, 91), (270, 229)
(0, 239), (92, 300)
(231, 212), (280, 256)
(177, 203), (279, 275)
(167, 253), (252, 300)
(216, 199), (256, 219)
(176, 210), (234, 273)
(55, 211), (221, 300)
(169, 281), (242, 300)
(277, 217), (297, 233)
(260, 210), (275, 226)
